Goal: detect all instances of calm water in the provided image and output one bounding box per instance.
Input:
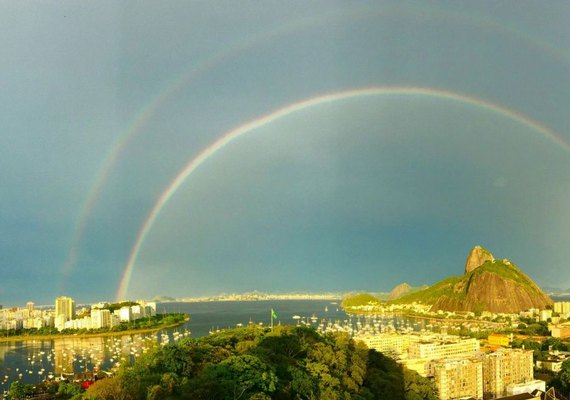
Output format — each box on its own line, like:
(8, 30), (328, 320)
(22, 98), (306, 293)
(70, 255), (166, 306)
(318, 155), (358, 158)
(0, 300), (349, 388)
(163, 300), (348, 337)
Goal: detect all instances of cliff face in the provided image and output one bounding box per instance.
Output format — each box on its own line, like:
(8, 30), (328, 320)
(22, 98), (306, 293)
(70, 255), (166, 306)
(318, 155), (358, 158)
(432, 261), (553, 313)
(388, 283), (412, 300)
(394, 247), (553, 313)
(464, 245), (494, 274)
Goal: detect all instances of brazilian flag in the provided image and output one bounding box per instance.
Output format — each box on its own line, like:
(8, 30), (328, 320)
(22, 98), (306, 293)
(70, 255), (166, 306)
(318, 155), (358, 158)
(271, 308), (278, 320)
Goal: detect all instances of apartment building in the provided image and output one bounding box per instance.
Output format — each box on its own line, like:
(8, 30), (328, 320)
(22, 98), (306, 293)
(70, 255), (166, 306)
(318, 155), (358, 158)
(433, 357), (483, 400)
(357, 333), (415, 358)
(409, 335), (479, 360)
(482, 349), (533, 399)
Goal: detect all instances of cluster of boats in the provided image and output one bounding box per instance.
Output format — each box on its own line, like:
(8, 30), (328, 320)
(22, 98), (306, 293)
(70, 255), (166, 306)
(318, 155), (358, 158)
(294, 312), (496, 338)
(306, 314), (423, 336)
(161, 329), (191, 345)
(1, 328), (191, 392)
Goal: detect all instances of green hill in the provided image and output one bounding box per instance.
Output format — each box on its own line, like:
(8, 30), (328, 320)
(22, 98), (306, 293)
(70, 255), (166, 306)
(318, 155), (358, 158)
(341, 293), (381, 308)
(390, 276), (464, 305)
(392, 248), (552, 313)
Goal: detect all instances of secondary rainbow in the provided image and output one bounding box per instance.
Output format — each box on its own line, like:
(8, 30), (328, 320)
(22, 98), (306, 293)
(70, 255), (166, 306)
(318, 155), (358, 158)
(115, 85), (570, 300)
(62, 5), (570, 286)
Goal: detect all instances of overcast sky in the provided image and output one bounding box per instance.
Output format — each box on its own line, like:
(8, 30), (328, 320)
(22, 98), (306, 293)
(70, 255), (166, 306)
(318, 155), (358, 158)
(1, 1), (570, 305)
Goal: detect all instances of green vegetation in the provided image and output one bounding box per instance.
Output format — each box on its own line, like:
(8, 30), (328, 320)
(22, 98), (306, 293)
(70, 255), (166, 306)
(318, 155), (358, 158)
(104, 313), (187, 333)
(391, 258), (545, 307)
(476, 246), (494, 260)
(341, 293), (381, 309)
(7, 380), (81, 400)
(96, 301), (140, 313)
(512, 318), (550, 337)
(390, 276), (463, 305)
(511, 337), (569, 362)
(69, 325), (436, 400)
(558, 359), (570, 395)
(468, 260), (536, 291)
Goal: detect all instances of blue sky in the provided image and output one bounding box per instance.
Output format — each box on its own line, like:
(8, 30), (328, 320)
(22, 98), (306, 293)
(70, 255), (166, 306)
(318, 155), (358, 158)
(1, 1), (570, 305)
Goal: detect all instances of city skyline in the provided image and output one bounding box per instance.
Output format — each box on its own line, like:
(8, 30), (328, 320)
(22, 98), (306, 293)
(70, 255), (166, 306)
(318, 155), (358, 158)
(2, 2), (570, 304)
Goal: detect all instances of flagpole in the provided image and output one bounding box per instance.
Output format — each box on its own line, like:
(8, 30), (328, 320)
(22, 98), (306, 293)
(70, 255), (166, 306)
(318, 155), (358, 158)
(270, 309), (273, 330)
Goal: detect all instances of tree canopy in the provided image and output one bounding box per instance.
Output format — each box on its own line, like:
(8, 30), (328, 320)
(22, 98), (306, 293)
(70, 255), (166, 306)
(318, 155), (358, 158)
(79, 325), (437, 400)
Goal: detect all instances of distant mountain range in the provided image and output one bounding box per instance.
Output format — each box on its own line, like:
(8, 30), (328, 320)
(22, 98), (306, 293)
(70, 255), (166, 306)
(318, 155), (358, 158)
(151, 295), (177, 302)
(541, 287), (570, 295)
(385, 283), (429, 301)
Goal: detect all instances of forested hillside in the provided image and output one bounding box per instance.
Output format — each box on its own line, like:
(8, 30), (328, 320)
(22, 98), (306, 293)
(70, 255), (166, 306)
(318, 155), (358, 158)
(81, 325), (437, 400)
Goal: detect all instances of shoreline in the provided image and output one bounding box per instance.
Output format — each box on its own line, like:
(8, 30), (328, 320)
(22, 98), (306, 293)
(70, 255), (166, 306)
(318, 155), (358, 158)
(344, 309), (507, 328)
(0, 317), (189, 343)
(177, 298), (342, 303)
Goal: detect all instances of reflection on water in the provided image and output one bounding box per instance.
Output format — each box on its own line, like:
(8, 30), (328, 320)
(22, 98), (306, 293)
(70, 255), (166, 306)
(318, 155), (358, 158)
(0, 333), (159, 389)
(0, 300), (341, 387)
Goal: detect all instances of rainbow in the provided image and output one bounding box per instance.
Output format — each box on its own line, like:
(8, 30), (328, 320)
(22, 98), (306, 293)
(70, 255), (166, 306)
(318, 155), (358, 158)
(115, 86), (570, 300)
(58, 10), (336, 283)
(61, 4), (570, 287)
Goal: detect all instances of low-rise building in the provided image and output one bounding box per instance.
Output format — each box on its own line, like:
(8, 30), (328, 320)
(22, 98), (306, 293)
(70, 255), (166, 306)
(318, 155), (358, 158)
(536, 359), (564, 373)
(55, 314), (67, 331)
(488, 333), (512, 348)
(535, 351), (570, 373)
(23, 317), (44, 329)
(506, 380), (545, 396)
(495, 392), (541, 400)
(550, 322), (570, 339)
(539, 310), (552, 322)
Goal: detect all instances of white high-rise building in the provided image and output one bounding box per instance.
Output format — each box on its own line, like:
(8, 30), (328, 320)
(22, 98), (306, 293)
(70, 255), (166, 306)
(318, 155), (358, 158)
(119, 306), (132, 322)
(131, 305), (142, 320)
(554, 302), (570, 314)
(55, 296), (76, 321)
(91, 309), (111, 329)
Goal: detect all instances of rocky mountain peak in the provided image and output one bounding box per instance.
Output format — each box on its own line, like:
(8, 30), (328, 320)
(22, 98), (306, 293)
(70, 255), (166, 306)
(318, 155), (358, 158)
(464, 245), (494, 274)
(388, 283), (412, 300)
